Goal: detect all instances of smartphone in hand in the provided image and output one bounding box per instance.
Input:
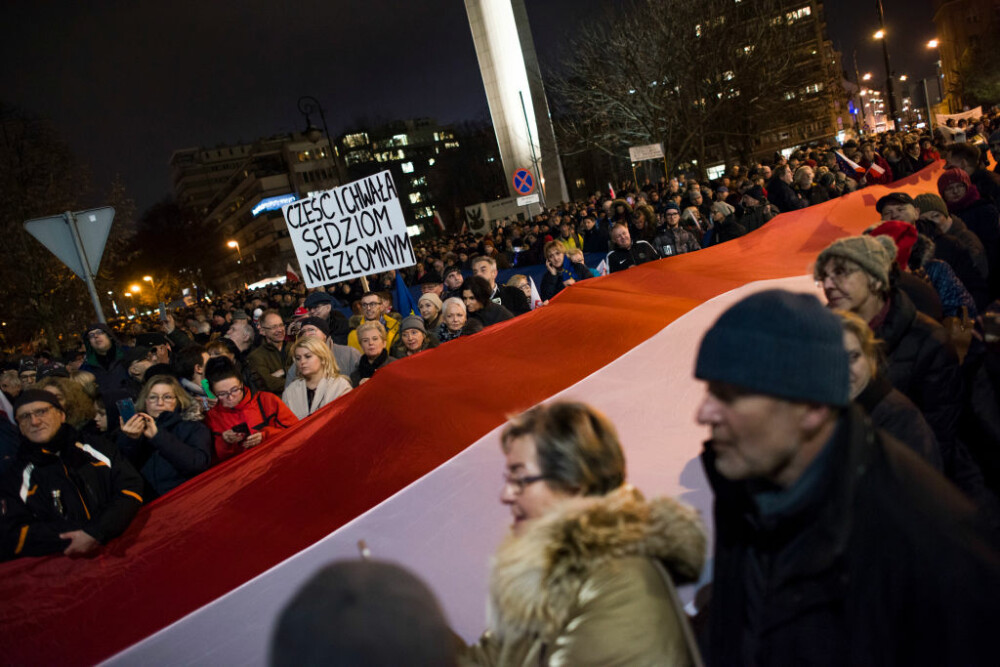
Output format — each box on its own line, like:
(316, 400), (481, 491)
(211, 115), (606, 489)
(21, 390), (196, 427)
(117, 398), (137, 422)
(231, 422), (251, 437)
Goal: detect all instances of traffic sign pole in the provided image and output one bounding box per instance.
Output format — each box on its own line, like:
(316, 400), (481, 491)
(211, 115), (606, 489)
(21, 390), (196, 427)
(65, 211), (107, 323)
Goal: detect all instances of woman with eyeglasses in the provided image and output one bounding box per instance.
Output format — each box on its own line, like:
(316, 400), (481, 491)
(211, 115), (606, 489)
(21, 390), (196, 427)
(203, 357), (298, 464)
(464, 401), (706, 666)
(118, 374), (212, 498)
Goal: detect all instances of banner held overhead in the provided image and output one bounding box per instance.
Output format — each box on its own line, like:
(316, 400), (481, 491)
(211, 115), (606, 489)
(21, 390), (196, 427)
(282, 170), (415, 288)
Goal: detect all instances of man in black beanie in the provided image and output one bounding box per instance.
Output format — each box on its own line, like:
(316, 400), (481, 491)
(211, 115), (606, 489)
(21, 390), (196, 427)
(694, 289), (1000, 666)
(0, 390), (143, 560)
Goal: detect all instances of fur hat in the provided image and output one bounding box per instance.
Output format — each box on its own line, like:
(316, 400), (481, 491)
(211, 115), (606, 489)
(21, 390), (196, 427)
(914, 193), (948, 217)
(816, 235), (895, 286)
(695, 289), (849, 406)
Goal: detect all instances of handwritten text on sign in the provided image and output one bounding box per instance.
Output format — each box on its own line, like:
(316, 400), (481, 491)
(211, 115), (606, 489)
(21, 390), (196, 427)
(282, 170), (415, 287)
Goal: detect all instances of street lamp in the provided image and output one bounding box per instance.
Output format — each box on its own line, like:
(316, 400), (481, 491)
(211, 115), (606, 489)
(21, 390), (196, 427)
(130, 283), (142, 294)
(863, 72), (873, 81)
(874, 30), (885, 39)
(227, 239), (242, 262)
(926, 38), (944, 103)
(927, 39), (939, 49)
(297, 95), (343, 181)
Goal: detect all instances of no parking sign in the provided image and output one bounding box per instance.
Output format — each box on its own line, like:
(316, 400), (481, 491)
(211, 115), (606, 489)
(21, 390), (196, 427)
(512, 168), (535, 196)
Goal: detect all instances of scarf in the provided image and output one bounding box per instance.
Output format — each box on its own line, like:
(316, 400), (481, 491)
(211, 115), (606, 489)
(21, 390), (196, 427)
(356, 349), (389, 381)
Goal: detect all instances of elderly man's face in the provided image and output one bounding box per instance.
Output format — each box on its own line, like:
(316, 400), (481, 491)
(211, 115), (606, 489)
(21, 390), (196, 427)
(696, 381), (810, 487)
(472, 261), (497, 287)
(610, 225), (631, 249)
(16, 400), (66, 445)
(880, 202), (917, 223)
(260, 314), (286, 346)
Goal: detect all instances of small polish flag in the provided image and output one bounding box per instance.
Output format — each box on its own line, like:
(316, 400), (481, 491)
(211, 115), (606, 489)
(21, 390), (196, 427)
(432, 210), (445, 232)
(286, 263), (301, 284)
(608, 182), (616, 199)
(596, 259), (609, 276)
(528, 277), (543, 310)
(867, 161), (886, 176)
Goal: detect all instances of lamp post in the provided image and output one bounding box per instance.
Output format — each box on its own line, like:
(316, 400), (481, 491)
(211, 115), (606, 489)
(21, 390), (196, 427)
(852, 50), (868, 134)
(297, 95), (344, 181)
(226, 239), (242, 262)
(926, 38), (944, 105)
(874, 0), (900, 131)
(143, 275), (156, 302)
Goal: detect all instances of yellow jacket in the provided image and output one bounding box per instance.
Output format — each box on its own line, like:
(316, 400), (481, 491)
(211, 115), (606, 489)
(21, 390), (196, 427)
(347, 315), (400, 352)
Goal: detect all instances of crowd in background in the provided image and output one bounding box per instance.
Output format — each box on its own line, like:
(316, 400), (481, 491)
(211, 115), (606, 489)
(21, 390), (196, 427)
(2, 111), (999, 558)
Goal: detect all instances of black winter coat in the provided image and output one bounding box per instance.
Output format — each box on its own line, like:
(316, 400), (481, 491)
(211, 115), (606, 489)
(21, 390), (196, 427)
(0, 425), (144, 560)
(874, 290), (961, 451)
(855, 374), (942, 470)
(701, 405), (1000, 666)
(117, 406), (212, 498)
(765, 177), (806, 213)
(540, 261), (590, 301)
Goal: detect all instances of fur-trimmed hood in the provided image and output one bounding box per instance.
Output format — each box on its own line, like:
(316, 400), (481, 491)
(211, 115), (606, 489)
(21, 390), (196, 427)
(487, 485), (705, 641)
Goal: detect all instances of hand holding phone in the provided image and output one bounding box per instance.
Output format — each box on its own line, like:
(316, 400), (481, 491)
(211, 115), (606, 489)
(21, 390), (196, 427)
(117, 399), (137, 422)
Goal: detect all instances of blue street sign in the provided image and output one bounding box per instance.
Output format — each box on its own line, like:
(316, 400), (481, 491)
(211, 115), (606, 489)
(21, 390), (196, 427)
(513, 168), (535, 195)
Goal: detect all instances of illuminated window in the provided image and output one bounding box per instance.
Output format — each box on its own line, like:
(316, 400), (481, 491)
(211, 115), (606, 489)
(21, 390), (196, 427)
(342, 133), (369, 148)
(409, 192), (425, 204)
(428, 158), (435, 166)
(786, 6), (811, 23)
(401, 162), (414, 173)
(575, 178), (586, 188)
(411, 176), (427, 188)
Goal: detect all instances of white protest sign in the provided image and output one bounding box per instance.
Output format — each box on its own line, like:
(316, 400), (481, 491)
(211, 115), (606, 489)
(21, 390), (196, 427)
(282, 170), (415, 288)
(935, 106), (982, 126)
(629, 143), (664, 162)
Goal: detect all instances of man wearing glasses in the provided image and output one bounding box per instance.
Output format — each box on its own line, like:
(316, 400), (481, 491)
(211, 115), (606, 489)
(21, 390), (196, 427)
(0, 389), (143, 560)
(347, 292), (400, 353)
(249, 310), (292, 394)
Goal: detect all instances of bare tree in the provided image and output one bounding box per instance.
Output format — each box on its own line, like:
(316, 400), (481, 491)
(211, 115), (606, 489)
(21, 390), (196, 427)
(551, 0), (835, 176)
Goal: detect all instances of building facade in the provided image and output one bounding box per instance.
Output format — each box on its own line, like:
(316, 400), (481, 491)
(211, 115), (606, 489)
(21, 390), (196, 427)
(933, 0), (1000, 112)
(338, 117), (460, 236)
(169, 134), (340, 290)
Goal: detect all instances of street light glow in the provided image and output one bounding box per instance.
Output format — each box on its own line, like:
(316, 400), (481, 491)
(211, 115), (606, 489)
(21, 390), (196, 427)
(863, 72), (873, 81)
(927, 39), (939, 49)
(227, 240), (239, 249)
(899, 74), (908, 81)
(143, 275), (153, 282)
(130, 284), (141, 293)
(874, 30), (885, 39)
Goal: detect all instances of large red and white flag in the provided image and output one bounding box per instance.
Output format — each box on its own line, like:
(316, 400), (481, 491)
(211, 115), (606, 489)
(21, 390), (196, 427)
(285, 263), (301, 283)
(0, 164), (947, 666)
(528, 276), (543, 310)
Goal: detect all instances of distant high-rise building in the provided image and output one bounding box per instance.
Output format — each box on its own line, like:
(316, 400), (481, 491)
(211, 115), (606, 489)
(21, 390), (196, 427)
(169, 134), (339, 289)
(338, 118), (461, 235)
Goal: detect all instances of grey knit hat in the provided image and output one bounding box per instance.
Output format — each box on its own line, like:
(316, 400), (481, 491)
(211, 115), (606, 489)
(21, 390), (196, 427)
(695, 289), (849, 406)
(913, 193), (949, 218)
(816, 235), (895, 286)
(400, 315), (426, 334)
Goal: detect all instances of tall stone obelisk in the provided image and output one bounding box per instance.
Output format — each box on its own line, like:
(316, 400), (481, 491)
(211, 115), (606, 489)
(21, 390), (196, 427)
(464, 0), (569, 207)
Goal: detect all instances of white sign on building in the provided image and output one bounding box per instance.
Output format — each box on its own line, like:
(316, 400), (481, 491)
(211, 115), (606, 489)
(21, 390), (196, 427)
(282, 170), (415, 288)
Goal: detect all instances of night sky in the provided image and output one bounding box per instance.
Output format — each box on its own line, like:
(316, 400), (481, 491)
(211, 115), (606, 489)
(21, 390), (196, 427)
(3, 0), (935, 213)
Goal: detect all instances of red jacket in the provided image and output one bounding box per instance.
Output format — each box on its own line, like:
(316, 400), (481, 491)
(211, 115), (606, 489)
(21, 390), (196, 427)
(203, 390), (298, 463)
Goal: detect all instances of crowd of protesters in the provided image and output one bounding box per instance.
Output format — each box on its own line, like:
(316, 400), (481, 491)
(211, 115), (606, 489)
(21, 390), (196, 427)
(2, 111), (1000, 662)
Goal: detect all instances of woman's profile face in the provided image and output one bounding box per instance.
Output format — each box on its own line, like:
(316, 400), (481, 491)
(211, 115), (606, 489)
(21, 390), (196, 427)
(844, 331), (873, 400)
(418, 300), (439, 321)
(500, 435), (574, 536)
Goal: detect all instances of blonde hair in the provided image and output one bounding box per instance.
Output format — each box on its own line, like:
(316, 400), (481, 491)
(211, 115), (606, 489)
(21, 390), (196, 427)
(292, 337), (341, 378)
(36, 376), (97, 430)
(356, 320), (387, 342)
(137, 375), (196, 415)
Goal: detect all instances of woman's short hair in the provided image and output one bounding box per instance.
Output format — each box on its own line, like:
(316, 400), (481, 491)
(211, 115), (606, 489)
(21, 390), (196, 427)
(543, 240), (564, 257)
(205, 356), (241, 390)
(506, 274), (528, 290)
(356, 320), (387, 342)
(442, 297), (466, 316)
(837, 309), (881, 377)
(461, 275), (493, 307)
(501, 401), (625, 497)
(292, 336), (340, 377)
(137, 375), (195, 414)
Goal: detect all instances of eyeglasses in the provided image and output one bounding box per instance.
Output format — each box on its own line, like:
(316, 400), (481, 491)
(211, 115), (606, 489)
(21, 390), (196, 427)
(816, 266), (861, 286)
(215, 385), (244, 400)
(16, 406), (55, 425)
(146, 394), (176, 404)
(502, 473), (550, 494)
(360, 301), (381, 309)
(260, 324), (284, 331)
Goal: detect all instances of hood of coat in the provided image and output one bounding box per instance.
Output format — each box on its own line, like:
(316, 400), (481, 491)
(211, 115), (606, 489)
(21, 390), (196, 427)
(487, 485), (705, 640)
